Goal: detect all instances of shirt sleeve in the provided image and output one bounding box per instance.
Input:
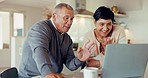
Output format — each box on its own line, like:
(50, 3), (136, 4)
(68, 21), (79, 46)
(27, 23), (55, 77)
(64, 40), (85, 71)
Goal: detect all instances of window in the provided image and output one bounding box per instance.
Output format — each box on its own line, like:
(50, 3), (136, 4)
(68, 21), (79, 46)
(0, 12), (10, 49)
(13, 13), (24, 36)
(0, 11), (25, 49)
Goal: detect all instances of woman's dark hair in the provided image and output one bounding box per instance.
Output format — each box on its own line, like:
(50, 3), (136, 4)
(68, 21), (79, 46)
(93, 6), (115, 22)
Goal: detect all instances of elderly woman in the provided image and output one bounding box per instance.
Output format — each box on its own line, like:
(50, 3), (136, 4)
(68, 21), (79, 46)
(83, 6), (127, 69)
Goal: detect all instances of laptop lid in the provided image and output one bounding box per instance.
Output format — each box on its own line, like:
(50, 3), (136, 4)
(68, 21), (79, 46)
(102, 44), (148, 78)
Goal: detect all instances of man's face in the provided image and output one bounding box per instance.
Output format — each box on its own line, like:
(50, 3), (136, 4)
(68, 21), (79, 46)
(94, 19), (113, 37)
(53, 7), (74, 33)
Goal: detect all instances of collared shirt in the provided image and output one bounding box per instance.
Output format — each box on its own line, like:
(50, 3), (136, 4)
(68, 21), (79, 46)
(50, 17), (57, 29)
(50, 17), (64, 35)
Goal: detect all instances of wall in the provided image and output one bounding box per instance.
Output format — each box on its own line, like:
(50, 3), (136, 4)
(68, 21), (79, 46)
(0, 16), (2, 49)
(0, 49), (11, 67)
(120, 0), (148, 43)
(68, 16), (94, 47)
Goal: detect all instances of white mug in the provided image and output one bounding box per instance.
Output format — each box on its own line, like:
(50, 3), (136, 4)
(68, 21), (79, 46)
(83, 67), (98, 78)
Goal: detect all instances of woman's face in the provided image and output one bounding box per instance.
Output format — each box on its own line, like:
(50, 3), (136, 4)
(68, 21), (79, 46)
(94, 19), (113, 37)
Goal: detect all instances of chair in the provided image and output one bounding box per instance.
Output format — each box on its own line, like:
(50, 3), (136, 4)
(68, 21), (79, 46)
(0, 67), (18, 78)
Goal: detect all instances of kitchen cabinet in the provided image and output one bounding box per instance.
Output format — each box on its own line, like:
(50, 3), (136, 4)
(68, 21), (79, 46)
(114, 13), (127, 26)
(114, 13), (127, 18)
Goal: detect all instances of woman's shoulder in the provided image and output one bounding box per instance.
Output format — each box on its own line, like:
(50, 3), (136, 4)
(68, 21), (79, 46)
(113, 24), (125, 31)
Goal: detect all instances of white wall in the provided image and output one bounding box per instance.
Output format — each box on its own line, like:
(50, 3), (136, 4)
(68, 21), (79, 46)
(0, 49), (11, 67)
(68, 16), (94, 47)
(120, 0), (148, 43)
(0, 16), (2, 49)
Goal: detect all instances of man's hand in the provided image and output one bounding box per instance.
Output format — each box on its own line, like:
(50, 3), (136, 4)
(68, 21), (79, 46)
(44, 73), (65, 78)
(76, 40), (96, 61)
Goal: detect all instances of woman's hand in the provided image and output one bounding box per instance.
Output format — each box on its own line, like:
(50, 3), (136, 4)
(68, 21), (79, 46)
(101, 37), (115, 55)
(76, 40), (96, 61)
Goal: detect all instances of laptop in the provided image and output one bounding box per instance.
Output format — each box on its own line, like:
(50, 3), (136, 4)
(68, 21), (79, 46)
(102, 44), (148, 78)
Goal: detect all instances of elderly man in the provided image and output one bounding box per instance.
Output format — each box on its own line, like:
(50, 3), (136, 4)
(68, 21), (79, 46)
(18, 3), (95, 78)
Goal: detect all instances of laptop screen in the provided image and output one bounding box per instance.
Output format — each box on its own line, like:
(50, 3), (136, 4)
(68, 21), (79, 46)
(102, 44), (148, 78)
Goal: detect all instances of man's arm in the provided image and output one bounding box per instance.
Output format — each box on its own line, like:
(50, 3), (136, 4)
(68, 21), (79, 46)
(28, 23), (55, 77)
(64, 41), (84, 71)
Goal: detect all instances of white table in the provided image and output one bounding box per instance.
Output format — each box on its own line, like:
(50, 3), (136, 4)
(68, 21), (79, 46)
(64, 72), (101, 78)
(64, 71), (147, 78)
(64, 72), (83, 78)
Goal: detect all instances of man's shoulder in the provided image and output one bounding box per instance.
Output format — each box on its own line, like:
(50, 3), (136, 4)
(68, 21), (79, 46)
(36, 20), (51, 26)
(31, 20), (52, 29)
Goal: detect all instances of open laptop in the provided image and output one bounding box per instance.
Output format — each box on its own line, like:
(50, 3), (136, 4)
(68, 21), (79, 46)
(102, 44), (148, 78)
